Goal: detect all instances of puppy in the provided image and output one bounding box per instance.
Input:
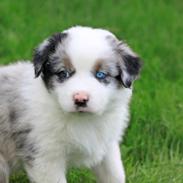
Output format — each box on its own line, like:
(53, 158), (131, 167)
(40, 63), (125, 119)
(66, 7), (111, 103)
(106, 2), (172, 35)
(0, 26), (142, 183)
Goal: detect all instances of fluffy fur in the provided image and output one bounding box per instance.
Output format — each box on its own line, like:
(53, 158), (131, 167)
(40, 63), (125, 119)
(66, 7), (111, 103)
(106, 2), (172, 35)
(0, 26), (142, 183)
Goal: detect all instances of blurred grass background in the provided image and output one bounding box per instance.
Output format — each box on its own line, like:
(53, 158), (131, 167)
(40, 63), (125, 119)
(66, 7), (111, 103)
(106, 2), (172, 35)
(0, 0), (183, 182)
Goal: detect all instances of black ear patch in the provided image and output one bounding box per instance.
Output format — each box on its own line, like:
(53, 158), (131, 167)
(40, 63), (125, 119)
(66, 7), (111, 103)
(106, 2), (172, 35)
(121, 54), (142, 88)
(33, 32), (67, 78)
(115, 41), (143, 88)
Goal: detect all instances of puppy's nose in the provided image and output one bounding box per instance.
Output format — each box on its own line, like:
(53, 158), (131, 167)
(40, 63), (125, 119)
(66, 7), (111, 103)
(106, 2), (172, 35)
(73, 91), (89, 107)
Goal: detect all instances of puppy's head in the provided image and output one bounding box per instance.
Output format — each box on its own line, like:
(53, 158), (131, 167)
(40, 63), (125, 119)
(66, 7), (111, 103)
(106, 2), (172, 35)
(33, 26), (142, 114)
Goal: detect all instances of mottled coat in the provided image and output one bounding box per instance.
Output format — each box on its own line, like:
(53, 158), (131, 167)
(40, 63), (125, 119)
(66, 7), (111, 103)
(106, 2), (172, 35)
(0, 26), (142, 183)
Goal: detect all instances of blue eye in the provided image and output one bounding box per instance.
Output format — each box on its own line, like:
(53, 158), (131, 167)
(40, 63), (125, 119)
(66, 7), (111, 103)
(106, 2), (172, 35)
(57, 70), (70, 80)
(96, 71), (107, 79)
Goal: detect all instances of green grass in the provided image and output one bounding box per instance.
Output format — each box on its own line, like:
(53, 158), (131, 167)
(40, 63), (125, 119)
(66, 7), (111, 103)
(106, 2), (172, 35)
(0, 0), (183, 182)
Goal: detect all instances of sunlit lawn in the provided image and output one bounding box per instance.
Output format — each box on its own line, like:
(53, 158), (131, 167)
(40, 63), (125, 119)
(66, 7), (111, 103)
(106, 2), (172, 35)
(0, 0), (183, 182)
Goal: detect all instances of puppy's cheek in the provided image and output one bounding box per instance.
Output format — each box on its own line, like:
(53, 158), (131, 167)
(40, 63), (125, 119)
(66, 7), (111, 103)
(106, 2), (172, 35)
(88, 86), (113, 114)
(53, 87), (75, 112)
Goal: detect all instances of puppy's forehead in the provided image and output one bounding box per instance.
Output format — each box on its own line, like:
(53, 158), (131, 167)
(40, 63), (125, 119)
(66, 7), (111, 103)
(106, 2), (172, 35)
(63, 27), (116, 70)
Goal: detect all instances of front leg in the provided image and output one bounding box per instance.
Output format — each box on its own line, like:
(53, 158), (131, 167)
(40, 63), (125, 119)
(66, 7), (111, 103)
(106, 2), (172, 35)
(92, 143), (125, 183)
(25, 158), (67, 183)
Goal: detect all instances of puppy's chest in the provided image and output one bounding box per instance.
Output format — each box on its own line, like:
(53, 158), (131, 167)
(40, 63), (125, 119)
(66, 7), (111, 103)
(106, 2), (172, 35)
(37, 119), (118, 168)
(64, 139), (106, 168)
(56, 124), (110, 167)
(31, 110), (124, 167)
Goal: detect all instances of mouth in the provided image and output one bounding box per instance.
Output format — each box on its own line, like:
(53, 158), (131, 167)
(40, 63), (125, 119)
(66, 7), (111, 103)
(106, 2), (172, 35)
(71, 106), (93, 114)
(69, 110), (92, 116)
(76, 108), (90, 113)
(65, 106), (103, 116)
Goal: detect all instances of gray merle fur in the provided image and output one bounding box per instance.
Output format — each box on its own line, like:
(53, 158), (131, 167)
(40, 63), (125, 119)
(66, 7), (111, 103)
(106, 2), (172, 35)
(33, 33), (67, 89)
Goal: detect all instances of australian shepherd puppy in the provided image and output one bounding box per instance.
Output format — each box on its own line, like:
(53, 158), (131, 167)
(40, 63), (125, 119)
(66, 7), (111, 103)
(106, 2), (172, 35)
(0, 26), (142, 183)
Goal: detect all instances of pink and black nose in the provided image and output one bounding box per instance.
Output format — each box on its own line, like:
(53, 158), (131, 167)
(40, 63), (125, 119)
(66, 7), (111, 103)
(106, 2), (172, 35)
(73, 91), (89, 107)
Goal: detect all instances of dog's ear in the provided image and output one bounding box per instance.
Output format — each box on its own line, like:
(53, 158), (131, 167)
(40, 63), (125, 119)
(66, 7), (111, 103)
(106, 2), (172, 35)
(117, 42), (143, 88)
(33, 33), (67, 78)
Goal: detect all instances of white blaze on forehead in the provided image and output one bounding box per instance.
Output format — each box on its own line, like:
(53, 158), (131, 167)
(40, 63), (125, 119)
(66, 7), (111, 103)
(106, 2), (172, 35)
(63, 26), (116, 70)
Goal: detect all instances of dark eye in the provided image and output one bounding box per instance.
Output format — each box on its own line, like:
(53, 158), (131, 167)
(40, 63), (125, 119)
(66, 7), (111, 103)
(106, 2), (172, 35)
(57, 70), (70, 80)
(96, 71), (107, 79)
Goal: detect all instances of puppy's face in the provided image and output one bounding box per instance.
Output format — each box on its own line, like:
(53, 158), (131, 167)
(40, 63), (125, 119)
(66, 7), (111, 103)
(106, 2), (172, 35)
(33, 27), (142, 114)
